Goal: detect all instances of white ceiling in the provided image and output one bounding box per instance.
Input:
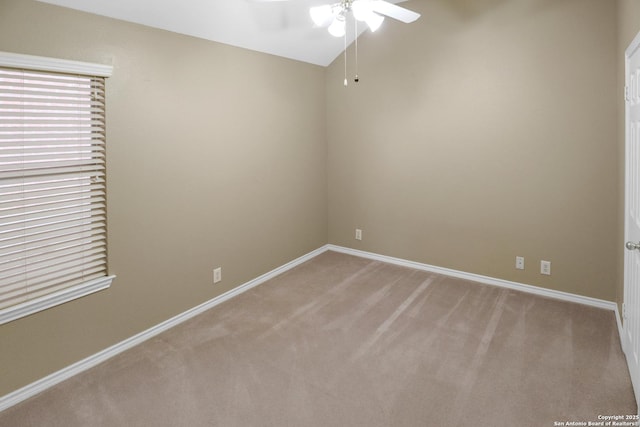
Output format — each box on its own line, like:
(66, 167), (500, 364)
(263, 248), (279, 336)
(36, 0), (406, 67)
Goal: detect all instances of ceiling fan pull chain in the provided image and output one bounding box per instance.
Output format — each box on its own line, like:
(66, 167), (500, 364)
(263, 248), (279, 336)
(344, 27), (348, 87)
(354, 18), (359, 83)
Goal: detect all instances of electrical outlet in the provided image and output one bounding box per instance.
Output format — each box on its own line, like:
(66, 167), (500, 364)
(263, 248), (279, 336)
(515, 256), (524, 270)
(540, 260), (551, 276)
(355, 228), (362, 241)
(213, 267), (222, 283)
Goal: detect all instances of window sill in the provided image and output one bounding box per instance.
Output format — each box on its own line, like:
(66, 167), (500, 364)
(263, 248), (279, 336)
(0, 275), (116, 326)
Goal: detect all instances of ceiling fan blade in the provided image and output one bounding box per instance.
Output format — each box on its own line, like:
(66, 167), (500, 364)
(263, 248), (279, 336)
(370, 0), (420, 23)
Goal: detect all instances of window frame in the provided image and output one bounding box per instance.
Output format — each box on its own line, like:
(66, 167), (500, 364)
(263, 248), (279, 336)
(0, 51), (115, 325)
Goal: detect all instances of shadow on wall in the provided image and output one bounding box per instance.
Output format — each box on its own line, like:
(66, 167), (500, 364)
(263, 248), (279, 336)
(442, 0), (510, 19)
(440, 0), (560, 20)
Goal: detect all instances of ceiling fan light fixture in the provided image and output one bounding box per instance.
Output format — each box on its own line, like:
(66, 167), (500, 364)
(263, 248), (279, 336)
(351, 0), (383, 32)
(328, 15), (346, 37)
(365, 12), (384, 32)
(310, 5), (333, 27)
(351, 0), (372, 22)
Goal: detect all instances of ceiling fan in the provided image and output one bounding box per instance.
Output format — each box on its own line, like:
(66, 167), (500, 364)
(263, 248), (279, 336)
(311, 0), (420, 85)
(309, 0), (420, 37)
(254, 0), (421, 85)
(252, 0), (420, 36)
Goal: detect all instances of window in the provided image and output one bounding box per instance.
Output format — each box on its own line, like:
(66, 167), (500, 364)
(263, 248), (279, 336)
(0, 52), (114, 325)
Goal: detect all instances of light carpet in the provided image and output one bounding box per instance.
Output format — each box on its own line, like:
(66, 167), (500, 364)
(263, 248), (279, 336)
(0, 251), (636, 426)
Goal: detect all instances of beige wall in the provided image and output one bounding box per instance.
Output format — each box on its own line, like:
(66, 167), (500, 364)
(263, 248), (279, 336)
(617, 0), (640, 313)
(328, 0), (619, 300)
(0, 0), (634, 401)
(0, 0), (327, 396)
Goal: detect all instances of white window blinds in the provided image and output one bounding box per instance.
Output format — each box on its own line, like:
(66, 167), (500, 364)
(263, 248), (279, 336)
(0, 52), (114, 325)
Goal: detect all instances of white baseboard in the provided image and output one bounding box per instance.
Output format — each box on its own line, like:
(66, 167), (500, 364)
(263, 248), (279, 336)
(0, 246), (326, 412)
(0, 243), (623, 413)
(326, 245), (619, 312)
